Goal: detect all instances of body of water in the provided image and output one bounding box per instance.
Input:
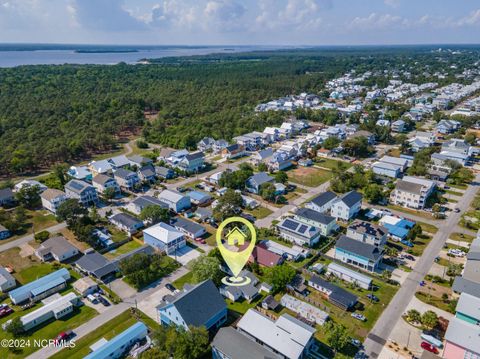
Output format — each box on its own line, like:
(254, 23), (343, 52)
(0, 44), (279, 67)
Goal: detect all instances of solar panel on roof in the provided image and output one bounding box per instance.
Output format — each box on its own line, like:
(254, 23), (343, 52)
(70, 181), (84, 190)
(282, 219), (299, 231)
(297, 224), (308, 234)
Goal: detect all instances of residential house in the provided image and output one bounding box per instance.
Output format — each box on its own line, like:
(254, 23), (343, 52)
(379, 216), (415, 241)
(143, 222), (185, 254)
(155, 166), (175, 179)
(114, 168), (140, 190)
(390, 176), (435, 209)
(75, 252), (118, 281)
(109, 213), (144, 236)
(84, 322), (148, 359)
(250, 148), (274, 166)
(89, 160), (113, 176)
(349, 130), (376, 145)
(8, 268), (70, 305)
(35, 236), (80, 262)
(157, 279), (227, 331)
(72, 277), (98, 297)
(0, 225), (10, 240)
(372, 156), (408, 178)
(213, 139), (229, 153)
(346, 220), (388, 247)
(7, 292), (80, 332)
(307, 275), (358, 310)
(236, 309), (316, 359)
(268, 151), (293, 171)
(138, 165), (157, 183)
(0, 267), (16, 292)
(408, 131), (435, 152)
(294, 208), (337, 237)
(330, 191), (363, 221)
(177, 152), (205, 173)
(108, 155), (130, 169)
(67, 165), (92, 181)
(186, 190), (212, 206)
(250, 244), (284, 267)
(126, 195), (169, 215)
(436, 119), (461, 134)
(326, 262), (372, 290)
(220, 271), (259, 303)
(212, 327), (283, 359)
(64, 179), (98, 206)
(221, 144), (246, 160)
(246, 172), (275, 194)
(280, 294), (329, 326)
(14, 180), (47, 193)
(334, 235), (383, 272)
(128, 155), (153, 168)
(263, 127), (280, 142)
(391, 119), (406, 132)
(40, 189), (67, 214)
(261, 240), (310, 262)
(197, 137), (216, 152)
(0, 188), (14, 207)
(170, 217), (206, 239)
(277, 218), (321, 247)
(158, 189), (191, 213)
(305, 191), (338, 213)
(92, 174), (120, 195)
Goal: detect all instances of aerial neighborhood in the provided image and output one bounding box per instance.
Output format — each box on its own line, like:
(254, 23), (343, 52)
(2, 49), (480, 359)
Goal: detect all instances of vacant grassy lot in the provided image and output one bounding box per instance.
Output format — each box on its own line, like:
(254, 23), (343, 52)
(104, 240), (142, 260)
(288, 167), (332, 187)
(387, 205), (435, 221)
(314, 158), (352, 170)
(172, 271), (194, 289)
(449, 232), (475, 243)
(0, 305), (97, 359)
(415, 292), (454, 313)
(50, 310), (157, 359)
(417, 221), (438, 234)
(245, 206), (273, 219)
(226, 293), (266, 315)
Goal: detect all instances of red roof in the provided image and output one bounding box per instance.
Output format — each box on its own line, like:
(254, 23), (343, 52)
(252, 244), (283, 267)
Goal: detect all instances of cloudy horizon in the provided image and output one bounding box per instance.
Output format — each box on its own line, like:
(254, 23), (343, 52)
(1, 0), (480, 46)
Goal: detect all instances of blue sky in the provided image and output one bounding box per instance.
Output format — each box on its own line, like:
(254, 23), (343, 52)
(1, 0), (479, 45)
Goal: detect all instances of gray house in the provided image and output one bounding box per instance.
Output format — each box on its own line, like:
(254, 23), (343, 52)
(114, 168), (140, 190)
(64, 179), (98, 206)
(246, 172), (275, 194)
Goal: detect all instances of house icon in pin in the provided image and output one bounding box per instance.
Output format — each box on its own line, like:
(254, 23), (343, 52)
(226, 226), (247, 246)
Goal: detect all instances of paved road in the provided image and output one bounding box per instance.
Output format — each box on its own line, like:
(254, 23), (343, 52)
(363, 173), (480, 358)
(0, 222), (67, 253)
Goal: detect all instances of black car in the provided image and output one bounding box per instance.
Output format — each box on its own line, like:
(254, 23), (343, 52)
(166, 283), (177, 292)
(367, 294), (379, 302)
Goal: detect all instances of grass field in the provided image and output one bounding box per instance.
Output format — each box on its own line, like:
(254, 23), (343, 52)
(314, 158), (352, 170)
(0, 210), (58, 244)
(288, 167), (332, 187)
(0, 305), (97, 359)
(104, 240), (142, 260)
(415, 292), (454, 313)
(449, 232), (475, 243)
(417, 221), (438, 234)
(226, 293), (266, 315)
(445, 189), (463, 196)
(387, 205), (435, 221)
(244, 206), (273, 219)
(172, 271), (194, 289)
(50, 310), (157, 359)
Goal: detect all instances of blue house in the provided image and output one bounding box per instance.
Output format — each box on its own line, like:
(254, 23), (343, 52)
(84, 322), (148, 359)
(246, 172), (275, 194)
(157, 279), (227, 332)
(0, 224), (11, 240)
(334, 235), (382, 273)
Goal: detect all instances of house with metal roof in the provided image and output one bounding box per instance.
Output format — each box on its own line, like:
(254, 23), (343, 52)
(186, 190), (212, 206)
(0, 267), (16, 292)
(126, 195), (169, 215)
(35, 236), (80, 262)
(114, 168), (140, 190)
(176, 152), (205, 173)
(250, 148), (274, 166)
(455, 293), (480, 325)
(305, 191), (338, 213)
(261, 240), (309, 261)
(40, 188), (67, 214)
(108, 155), (130, 169)
(128, 155), (153, 168)
(212, 326), (283, 359)
(75, 252), (118, 281)
(170, 217), (206, 239)
(372, 159), (403, 178)
(84, 322), (148, 359)
(246, 172), (275, 194)
(334, 235), (383, 273)
(89, 159), (113, 175)
(330, 191), (362, 221)
(143, 222), (185, 254)
(157, 279), (227, 331)
(452, 276), (480, 298)
(64, 179), (98, 206)
(277, 217), (321, 247)
(92, 174), (120, 195)
(9, 292), (80, 331)
(8, 268), (70, 304)
(154, 166), (175, 179)
(109, 213), (144, 236)
(327, 262), (372, 290)
(236, 309), (316, 359)
(280, 294), (329, 325)
(249, 244), (284, 268)
(307, 275), (358, 310)
(294, 208), (337, 237)
(158, 189), (191, 213)
(138, 165), (156, 183)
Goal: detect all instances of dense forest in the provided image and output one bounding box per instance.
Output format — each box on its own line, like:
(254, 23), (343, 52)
(1, 46), (479, 176)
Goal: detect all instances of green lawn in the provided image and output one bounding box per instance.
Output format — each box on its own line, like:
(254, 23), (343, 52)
(450, 183), (468, 190)
(172, 271), (194, 289)
(449, 232), (475, 243)
(104, 240), (142, 260)
(417, 221), (438, 234)
(387, 205), (435, 221)
(226, 293), (266, 315)
(288, 167), (332, 187)
(15, 263), (56, 284)
(0, 305), (97, 359)
(445, 189), (463, 196)
(50, 310), (157, 359)
(314, 158), (352, 170)
(415, 292), (454, 313)
(244, 206), (273, 219)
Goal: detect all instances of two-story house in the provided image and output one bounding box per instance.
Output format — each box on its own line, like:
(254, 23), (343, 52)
(40, 189), (67, 214)
(64, 180), (98, 206)
(92, 174), (120, 195)
(294, 208), (337, 237)
(330, 191), (362, 221)
(390, 176), (435, 209)
(177, 152), (205, 173)
(114, 168), (140, 190)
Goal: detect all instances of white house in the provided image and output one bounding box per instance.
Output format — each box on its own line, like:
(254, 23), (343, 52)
(330, 191), (363, 221)
(305, 191), (338, 213)
(92, 174), (120, 195)
(14, 180), (47, 193)
(40, 189), (67, 214)
(390, 176), (435, 209)
(158, 189), (191, 213)
(143, 222), (186, 255)
(0, 267), (16, 292)
(35, 236), (80, 262)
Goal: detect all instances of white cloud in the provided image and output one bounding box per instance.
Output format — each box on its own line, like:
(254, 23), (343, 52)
(384, 0), (400, 8)
(203, 0), (246, 31)
(349, 12), (410, 30)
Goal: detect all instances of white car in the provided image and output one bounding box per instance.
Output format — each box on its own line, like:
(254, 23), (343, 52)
(448, 249), (466, 257)
(351, 313), (366, 322)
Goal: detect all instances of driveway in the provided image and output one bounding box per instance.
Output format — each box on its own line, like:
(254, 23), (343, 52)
(137, 286), (171, 322)
(108, 278), (137, 300)
(168, 245), (201, 265)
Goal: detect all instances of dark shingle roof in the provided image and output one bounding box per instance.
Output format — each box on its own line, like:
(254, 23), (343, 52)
(348, 220), (387, 238)
(114, 168), (136, 179)
(164, 279), (226, 327)
(110, 213), (143, 228)
(75, 252), (118, 278)
(309, 191), (337, 207)
(295, 208), (335, 225)
(185, 152), (205, 161)
(308, 275), (358, 308)
(336, 235), (381, 261)
(170, 217), (205, 235)
(249, 172), (274, 187)
(339, 191), (362, 207)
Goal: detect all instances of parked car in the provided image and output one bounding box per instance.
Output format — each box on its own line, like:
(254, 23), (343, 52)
(54, 330), (73, 344)
(367, 294), (379, 302)
(421, 341), (438, 354)
(448, 248), (465, 257)
(454, 207), (460, 213)
(87, 294), (98, 304)
(401, 240), (414, 248)
(97, 295), (110, 307)
(351, 339), (362, 347)
(166, 283), (177, 293)
(351, 313), (366, 321)
(0, 306), (13, 318)
(176, 186), (187, 193)
(195, 237), (206, 244)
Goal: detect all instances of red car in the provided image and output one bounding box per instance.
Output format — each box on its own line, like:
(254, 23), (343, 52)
(195, 238), (206, 244)
(421, 341), (438, 354)
(54, 330), (72, 345)
(0, 306), (13, 318)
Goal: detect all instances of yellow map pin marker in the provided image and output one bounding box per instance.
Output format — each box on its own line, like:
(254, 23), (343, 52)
(216, 217), (256, 286)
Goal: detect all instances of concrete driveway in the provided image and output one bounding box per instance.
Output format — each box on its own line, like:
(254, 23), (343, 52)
(169, 245), (201, 265)
(137, 286), (171, 322)
(108, 278), (137, 300)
